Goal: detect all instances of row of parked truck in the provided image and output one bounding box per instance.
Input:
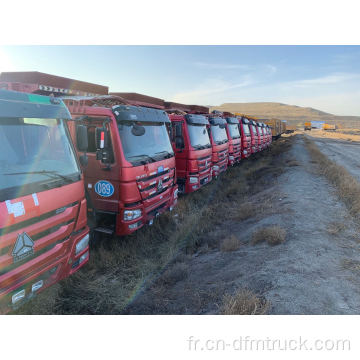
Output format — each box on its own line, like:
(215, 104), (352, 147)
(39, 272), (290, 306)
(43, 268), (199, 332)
(0, 71), (287, 313)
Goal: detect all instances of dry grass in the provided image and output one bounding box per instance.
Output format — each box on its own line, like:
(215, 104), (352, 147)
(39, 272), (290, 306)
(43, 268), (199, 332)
(220, 235), (242, 252)
(327, 221), (346, 236)
(15, 136), (293, 315)
(251, 225), (287, 246)
(286, 159), (300, 167)
(304, 137), (360, 219)
(220, 289), (270, 315)
(342, 259), (360, 272)
(160, 262), (189, 286)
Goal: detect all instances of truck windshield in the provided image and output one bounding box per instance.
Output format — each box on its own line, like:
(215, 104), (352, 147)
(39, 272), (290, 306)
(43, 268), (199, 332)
(211, 125), (228, 144)
(243, 124), (250, 135)
(0, 118), (80, 201)
(118, 121), (174, 165)
(251, 125), (257, 134)
(228, 123), (240, 139)
(188, 124), (211, 149)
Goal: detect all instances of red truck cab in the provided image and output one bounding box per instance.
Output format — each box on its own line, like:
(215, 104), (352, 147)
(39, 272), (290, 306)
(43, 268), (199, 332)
(207, 115), (229, 177)
(248, 119), (259, 154)
(255, 122), (264, 151)
(0, 88), (89, 313)
(165, 102), (212, 194)
(239, 116), (252, 158)
(65, 98), (178, 236)
(224, 115), (242, 166)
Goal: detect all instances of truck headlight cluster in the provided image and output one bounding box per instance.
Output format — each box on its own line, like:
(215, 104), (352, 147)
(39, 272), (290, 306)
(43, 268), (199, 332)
(174, 188), (179, 199)
(124, 209), (142, 221)
(213, 165), (219, 171)
(75, 234), (89, 255)
(189, 177), (198, 184)
(229, 156), (235, 161)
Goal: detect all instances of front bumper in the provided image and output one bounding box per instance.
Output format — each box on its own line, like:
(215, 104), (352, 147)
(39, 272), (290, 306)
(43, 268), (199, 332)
(0, 226), (89, 314)
(116, 184), (178, 235)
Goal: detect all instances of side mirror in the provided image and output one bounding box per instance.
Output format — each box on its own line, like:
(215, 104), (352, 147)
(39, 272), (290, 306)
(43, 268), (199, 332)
(76, 125), (88, 152)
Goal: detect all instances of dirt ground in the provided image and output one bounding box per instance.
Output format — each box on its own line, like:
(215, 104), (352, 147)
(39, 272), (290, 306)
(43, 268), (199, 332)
(126, 135), (360, 314)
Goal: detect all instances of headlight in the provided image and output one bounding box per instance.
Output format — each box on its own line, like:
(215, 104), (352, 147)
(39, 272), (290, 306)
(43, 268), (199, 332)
(123, 209), (142, 221)
(174, 188), (178, 199)
(76, 234), (89, 255)
(189, 177), (198, 184)
(213, 165), (219, 171)
(229, 156), (234, 161)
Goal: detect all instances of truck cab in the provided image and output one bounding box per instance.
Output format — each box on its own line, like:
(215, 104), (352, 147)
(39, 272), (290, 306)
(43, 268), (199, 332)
(238, 116), (252, 158)
(207, 115), (229, 177)
(165, 102), (212, 194)
(0, 89), (89, 313)
(248, 119), (259, 154)
(224, 115), (242, 166)
(65, 98), (178, 236)
(256, 122), (264, 151)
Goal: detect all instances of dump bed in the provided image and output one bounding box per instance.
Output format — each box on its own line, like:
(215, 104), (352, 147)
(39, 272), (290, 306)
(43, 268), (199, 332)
(0, 71), (108, 96)
(110, 92), (165, 109)
(164, 101), (191, 113)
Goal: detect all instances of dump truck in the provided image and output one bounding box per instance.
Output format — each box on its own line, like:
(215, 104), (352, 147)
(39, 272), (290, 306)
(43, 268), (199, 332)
(304, 122), (312, 131)
(164, 101), (212, 194)
(206, 112), (229, 177)
(1, 72), (178, 237)
(238, 116), (252, 158)
(263, 118), (282, 139)
(220, 112), (241, 166)
(323, 123), (336, 131)
(0, 88), (90, 313)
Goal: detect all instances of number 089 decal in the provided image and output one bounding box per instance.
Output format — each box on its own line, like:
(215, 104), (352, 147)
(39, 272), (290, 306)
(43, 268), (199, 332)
(94, 180), (114, 197)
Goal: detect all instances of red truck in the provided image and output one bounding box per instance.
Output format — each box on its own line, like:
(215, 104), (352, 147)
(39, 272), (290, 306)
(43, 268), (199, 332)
(164, 102), (212, 194)
(255, 122), (265, 151)
(1, 72), (178, 237)
(223, 113), (241, 166)
(248, 119), (259, 154)
(207, 112), (229, 177)
(237, 116), (252, 158)
(0, 88), (89, 313)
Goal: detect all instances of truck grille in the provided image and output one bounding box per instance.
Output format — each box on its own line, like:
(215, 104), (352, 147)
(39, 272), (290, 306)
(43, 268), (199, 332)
(0, 202), (78, 280)
(137, 168), (175, 202)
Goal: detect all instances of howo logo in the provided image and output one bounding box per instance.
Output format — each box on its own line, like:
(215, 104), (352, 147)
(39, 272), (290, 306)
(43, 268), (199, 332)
(12, 232), (34, 263)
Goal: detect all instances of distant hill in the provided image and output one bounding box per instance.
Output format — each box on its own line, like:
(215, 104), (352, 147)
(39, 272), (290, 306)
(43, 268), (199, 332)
(209, 102), (360, 128)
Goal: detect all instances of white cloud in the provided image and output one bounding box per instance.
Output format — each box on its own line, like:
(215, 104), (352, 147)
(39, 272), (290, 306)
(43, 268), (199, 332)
(290, 73), (360, 87)
(265, 64), (277, 74)
(193, 61), (250, 70)
(171, 76), (254, 104)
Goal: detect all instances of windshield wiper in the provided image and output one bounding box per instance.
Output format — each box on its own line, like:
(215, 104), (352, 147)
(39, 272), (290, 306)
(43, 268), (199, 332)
(128, 154), (157, 164)
(154, 151), (174, 159)
(3, 170), (75, 183)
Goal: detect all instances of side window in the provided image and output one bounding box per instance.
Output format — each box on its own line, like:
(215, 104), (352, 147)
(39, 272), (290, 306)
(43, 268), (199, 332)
(87, 127), (97, 152)
(173, 122), (184, 149)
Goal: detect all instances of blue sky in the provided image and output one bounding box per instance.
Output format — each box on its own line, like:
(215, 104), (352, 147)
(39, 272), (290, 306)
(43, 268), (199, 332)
(1, 45), (359, 115)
